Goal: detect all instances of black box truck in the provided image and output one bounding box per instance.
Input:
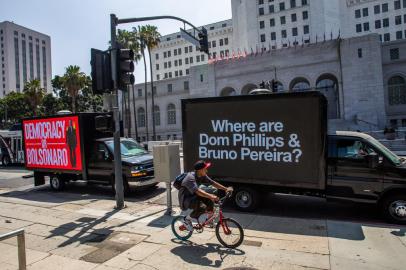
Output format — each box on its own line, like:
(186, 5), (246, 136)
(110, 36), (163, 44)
(22, 113), (157, 193)
(182, 92), (406, 224)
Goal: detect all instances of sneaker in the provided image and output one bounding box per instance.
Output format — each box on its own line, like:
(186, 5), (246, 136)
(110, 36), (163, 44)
(183, 216), (193, 231)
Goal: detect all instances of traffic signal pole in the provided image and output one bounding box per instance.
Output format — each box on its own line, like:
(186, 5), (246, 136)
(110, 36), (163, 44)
(110, 14), (125, 209)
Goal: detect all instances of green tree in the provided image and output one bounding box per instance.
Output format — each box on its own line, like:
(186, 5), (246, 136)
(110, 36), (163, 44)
(1, 92), (31, 125)
(40, 93), (66, 116)
(23, 79), (45, 117)
(62, 65), (87, 113)
(77, 76), (103, 112)
(138, 25), (161, 141)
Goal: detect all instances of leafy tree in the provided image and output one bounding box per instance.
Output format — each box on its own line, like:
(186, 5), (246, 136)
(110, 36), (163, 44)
(23, 79), (45, 116)
(138, 25), (161, 140)
(62, 65), (87, 113)
(40, 93), (66, 116)
(0, 92), (31, 125)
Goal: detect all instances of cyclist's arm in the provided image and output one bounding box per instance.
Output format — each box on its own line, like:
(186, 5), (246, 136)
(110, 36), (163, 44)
(210, 181), (228, 192)
(195, 188), (218, 201)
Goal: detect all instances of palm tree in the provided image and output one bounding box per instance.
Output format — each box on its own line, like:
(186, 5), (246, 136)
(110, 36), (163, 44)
(23, 79), (45, 117)
(62, 65), (87, 113)
(116, 29), (142, 139)
(138, 25), (161, 141)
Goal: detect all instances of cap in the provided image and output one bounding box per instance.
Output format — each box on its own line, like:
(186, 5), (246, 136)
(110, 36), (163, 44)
(194, 160), (211, 171)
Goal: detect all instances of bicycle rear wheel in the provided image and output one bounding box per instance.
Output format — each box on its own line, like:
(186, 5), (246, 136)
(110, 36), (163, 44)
(171, 216), (193, 241)
(215, 218), (244, 248)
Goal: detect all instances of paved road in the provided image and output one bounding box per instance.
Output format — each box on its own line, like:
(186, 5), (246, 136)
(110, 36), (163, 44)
(0, 166), (33, 189)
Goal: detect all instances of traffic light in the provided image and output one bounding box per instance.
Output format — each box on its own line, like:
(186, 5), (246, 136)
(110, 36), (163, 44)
(91, 49), (113, 95)
(271, 79), (278, 93)
(116, 49), (135, 90)
(198, 27), (209, 54)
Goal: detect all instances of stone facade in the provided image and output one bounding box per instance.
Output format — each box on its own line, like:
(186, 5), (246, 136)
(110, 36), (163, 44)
(127, 34), (406, 141)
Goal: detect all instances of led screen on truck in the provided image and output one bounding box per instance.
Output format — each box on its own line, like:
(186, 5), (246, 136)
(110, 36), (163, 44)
(22, 116), (83, 171)
(182, 92), (327, 189)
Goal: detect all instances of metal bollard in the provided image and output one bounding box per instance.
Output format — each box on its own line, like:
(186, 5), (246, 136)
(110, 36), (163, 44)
(0, 228), (26, 270)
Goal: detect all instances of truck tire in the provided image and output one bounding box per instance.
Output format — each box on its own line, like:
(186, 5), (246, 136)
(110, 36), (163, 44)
(233, 186), (260, 212)
(111, 175), (130, 195)
(2, 156), (11, 166)
(50, 174), (66, 191)
(382, 194), (406, 225)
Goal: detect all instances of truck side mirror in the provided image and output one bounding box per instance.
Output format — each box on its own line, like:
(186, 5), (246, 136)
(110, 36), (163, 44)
(367, 153), (380, 169)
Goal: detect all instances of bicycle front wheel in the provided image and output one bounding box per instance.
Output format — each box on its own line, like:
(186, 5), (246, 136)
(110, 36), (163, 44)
(215, 218), (244, 248)
(171, 216), (193, 241)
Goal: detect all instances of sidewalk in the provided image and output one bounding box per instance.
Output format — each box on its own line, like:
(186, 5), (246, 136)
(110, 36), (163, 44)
(0, 187), (405, 270)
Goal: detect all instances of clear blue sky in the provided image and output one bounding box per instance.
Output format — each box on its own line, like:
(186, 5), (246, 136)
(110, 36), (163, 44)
(0, 0), (231, 83)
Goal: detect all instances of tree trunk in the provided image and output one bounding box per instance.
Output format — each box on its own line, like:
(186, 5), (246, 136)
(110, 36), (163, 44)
(142, 46), (149, 141)
(131, 84), (138, 141)
(72, 95), (76, 113)
(148, 46), (156, 141)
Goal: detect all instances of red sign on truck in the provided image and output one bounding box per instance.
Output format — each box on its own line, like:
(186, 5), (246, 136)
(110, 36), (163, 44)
(23, 116), (83, 171)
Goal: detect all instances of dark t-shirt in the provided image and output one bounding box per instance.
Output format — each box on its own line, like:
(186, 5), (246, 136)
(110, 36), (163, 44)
(178, 172), (215, 210)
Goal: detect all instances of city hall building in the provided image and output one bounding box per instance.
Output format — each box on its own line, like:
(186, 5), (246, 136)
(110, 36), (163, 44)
(127, 0), (406, 141)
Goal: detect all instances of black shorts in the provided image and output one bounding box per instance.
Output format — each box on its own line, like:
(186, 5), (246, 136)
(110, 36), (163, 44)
(189, 196), (214, 218)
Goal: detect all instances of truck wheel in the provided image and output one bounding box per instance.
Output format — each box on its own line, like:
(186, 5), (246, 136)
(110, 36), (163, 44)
(233, 186), (259, 212)
(2, 156), (11, 166)
(382, 194), (406, 225)
(50, 175), (65, 191)
(111, 175), (130, 195)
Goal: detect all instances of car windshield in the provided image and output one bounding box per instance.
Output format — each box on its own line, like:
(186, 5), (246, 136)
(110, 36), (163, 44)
(366, 136), (402, 166)
(106, 139), (147, 157)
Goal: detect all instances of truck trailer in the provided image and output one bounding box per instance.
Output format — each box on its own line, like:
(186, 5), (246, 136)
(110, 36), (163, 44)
(181, 92), (406, 224)
(22, 113), (157, 193)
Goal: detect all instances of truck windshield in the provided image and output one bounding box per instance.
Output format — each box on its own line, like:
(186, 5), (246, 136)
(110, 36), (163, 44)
(366, 137), (402, 166)
(106, 139), (147, 157)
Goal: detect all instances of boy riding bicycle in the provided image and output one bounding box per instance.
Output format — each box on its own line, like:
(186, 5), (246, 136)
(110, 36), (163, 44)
(178, 160), (233, 231)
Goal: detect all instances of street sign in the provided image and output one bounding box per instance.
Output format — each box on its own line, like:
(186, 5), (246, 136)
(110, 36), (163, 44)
(180, 28), (200, 47)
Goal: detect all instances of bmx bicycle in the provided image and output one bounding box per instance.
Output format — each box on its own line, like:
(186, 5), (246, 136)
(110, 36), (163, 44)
(171, 191), (244, 249)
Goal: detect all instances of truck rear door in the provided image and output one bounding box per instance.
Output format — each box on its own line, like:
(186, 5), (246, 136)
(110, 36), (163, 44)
(327, 137), (383, 202)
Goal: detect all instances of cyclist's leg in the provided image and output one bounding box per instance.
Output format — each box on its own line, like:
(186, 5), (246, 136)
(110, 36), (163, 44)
(189, 197), (203, 219)
(200, 196), (214, 212)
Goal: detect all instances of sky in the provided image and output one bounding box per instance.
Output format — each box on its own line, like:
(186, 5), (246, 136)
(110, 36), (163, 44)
(0, 0), (232, 83)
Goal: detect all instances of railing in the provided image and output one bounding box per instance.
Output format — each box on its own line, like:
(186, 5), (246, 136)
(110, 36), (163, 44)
(0, 229), (26, 270)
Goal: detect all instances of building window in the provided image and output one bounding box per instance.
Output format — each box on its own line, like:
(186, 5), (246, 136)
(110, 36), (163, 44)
(355, 9), (361, 18)
(390, 48), (400, 60)
(303, 11), (308, 20)
(224, 38), (229, 45)
(396, 31), (403, 40)
(155, 53), (159, 60)
(279, 2), (285, 11)
(174, 49), (177, 56)
(175, 70), (178, 77)
(259, 0), (264, 5)
(384, 33), (391, 42)
(168, 61), (171, 68)
(404, 0), (406, 8)
(259, 7), (264, 15)
(270, 18), (275, 27)
(14, 37), (20, 90)
(219, 39), (224, 46)
(156, 74), (160, 80)
(292, 27), (298, 36)
(167, 104), (176, 125)
(164, 51), (167, 58)
(383, 18), (389, 27)
(290, 0), (296, 8)
(189, 46), (192, 52)
(186, 69), (190, 75)
(271, 32), (276, 40)
(168, 50), (171, 57)
(358, 48), (363, 58)
(260, 34), (266, 42)
(22, 40), (27, 83)
(138, 89), (142, 97)
(269, 5), (275, 13)
(184, 81), (189, 90)
(164, 62), (167, 69)
(137, 108), (145, 127)
(395, 0), (401, 10)
(356, 24), (362, 33)
(280, 16), (286, 24)
(185, 58), (189, 65)
(196, 55), (200, 62)
(375, 20), (382, 29)
(362, 8), (368, 17)
(382, 3), (389, 12)
(396, 15), (402, 25)
(291, 13), (297, 22)
(156, 64), (159, 70)
(180, 70), (183, 76)
(153, 106), (160, 126)
(200, 74), (204, 82)
(185, 46), (188, 54)
(212, 40), (216, 47)
(388, 76), (406, 105)
(29, 42), (33, 79)
(374, 5), (380, 14)
(174, 60), (178, 67)
(189, 57), (193, 64)
(260, 21), (265, 29)
(281, 30), (287, 38)
(36, 44), (40, 80)
(179, 59), (182, 66)
(303, 25), (309, 34)
(302, 0), (307, 5)
(167, 84), (173, 93)
(363, 22), (370, 31)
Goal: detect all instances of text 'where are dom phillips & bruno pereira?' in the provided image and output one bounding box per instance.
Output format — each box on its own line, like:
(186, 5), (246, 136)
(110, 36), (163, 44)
(198, 120), (303, 163)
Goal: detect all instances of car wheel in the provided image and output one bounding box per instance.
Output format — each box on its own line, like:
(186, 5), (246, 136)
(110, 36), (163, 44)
(382, 194), (406, 225)
(50, 174), (65, 191)
(233, 186), (259, 212)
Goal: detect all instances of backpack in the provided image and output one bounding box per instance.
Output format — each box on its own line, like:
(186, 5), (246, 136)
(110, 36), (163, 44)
(173, 172), (188, 190)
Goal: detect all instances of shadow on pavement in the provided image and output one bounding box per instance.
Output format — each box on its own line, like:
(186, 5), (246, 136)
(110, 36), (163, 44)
(170, 239), (245, 268)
